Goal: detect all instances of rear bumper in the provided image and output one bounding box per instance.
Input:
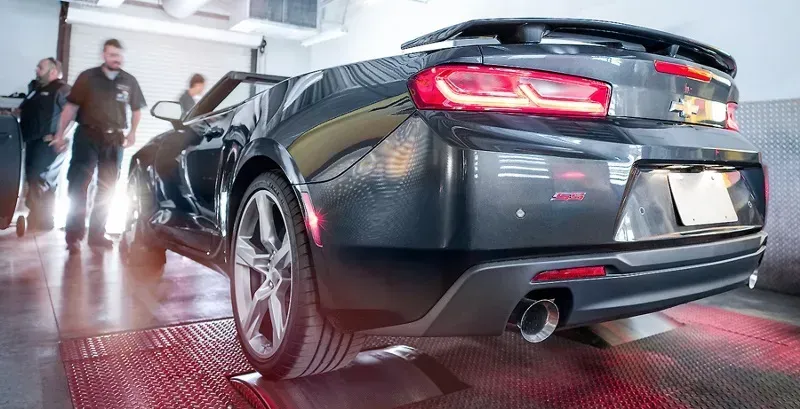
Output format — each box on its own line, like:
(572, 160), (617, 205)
(363, 231), (766, 336)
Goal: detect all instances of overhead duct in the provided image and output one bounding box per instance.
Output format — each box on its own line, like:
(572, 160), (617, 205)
(162, 0), (214, 19)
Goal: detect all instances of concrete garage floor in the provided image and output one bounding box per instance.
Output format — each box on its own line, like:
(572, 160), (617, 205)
(1, 228), (798, 409)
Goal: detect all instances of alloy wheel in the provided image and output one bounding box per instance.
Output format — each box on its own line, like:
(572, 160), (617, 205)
(233, 190), (293, 360)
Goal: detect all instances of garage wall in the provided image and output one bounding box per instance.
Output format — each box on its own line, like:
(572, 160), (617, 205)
(59, 23), (252, 233)
(67, 24), (252, 159)
(308, 0), (800, 102)
(0, 0), (60, 96)
(738, 100), (800, 295)
(260, 38), (311, 77)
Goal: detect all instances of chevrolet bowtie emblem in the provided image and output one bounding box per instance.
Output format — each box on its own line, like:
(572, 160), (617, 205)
(669, 98), (700, 118)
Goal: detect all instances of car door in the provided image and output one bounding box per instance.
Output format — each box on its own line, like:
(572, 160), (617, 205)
(153, 73), (281, 255)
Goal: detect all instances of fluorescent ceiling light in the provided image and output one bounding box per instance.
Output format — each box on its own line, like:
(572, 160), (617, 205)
(230, 18), (318, 41)
(301, 28), (347, 47)
(96, 0), (126, 7)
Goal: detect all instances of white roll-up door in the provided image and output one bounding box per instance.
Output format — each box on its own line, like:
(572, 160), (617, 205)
(68, 24), (252, 163)
(57, 24), (253, 233)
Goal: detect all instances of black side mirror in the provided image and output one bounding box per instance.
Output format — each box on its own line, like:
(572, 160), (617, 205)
(151, 101), (183, 129)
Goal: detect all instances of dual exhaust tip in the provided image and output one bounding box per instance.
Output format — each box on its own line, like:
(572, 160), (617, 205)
(517, 299), (559, 343)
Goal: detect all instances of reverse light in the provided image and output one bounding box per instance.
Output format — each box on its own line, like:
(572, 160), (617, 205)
(654, 60), (713, 83)
(300, 192), (323, 248)
(532, 266), (606, 282)
(408, 65), (611, 117)
(725, 102), (740, 132)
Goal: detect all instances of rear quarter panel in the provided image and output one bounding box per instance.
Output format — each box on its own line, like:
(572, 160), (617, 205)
(235, 46), (484, 184)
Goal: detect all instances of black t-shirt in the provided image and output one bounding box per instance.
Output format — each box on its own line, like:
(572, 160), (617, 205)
(67, 67), (146, 130)
(18, 79), (71, 142)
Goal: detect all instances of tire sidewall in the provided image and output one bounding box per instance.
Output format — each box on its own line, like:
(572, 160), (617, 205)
(229, 172), (305, 372)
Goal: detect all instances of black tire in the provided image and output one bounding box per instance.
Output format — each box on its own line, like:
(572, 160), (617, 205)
(231, 171), (364, 380)
(119, 172), (166, 269)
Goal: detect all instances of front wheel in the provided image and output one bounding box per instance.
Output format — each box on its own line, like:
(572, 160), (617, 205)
(231, 171), (363, 380)
(119, 172), (166, 269)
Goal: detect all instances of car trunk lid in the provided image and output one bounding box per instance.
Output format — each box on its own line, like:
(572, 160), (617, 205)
(405, 18), (738, 129)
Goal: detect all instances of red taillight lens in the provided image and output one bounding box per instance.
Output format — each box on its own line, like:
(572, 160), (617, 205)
(654, 60), (713, 83)
(725, 102), (740, 132)
(409, 65), (611, 117)
(532, 266), (607, 282)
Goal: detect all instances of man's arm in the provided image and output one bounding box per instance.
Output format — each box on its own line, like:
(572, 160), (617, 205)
(50, 102), (78, 150)
(125, 77), (147, 148)
(50, 71), (87, 149)
(124, 109), (141, 148)
(44, 84), (72, 142)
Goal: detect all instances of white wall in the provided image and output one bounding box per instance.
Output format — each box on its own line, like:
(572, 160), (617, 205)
(67, 3), (309, 78)
(0, 0), (60, 96)
(309, 0), (800, 101)
(260, 38), (310, 77)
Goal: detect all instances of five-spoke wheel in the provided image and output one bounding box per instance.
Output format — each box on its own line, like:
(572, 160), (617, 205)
(233, 190), (293, 359)
(230, 171), (364, 380)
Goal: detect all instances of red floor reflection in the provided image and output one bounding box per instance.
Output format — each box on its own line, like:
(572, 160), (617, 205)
(59, 304), (800, 409)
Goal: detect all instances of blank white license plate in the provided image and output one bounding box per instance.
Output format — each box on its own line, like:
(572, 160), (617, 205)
(667, 172), (738, 226)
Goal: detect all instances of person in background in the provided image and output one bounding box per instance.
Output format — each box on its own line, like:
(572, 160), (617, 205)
(179, 73), (205, 114)
(50, 39), (146, 254)
(18, 57), (71, 231)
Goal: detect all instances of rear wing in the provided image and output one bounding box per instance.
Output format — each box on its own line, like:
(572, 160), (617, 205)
(401, 18), (737, 77)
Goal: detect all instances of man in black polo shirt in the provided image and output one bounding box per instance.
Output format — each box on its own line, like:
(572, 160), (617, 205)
(51, 39), (146, 253)
(18, 57), (71, 231)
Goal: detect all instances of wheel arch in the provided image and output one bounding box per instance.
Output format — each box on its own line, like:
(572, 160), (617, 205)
(222, 137), (311, 267)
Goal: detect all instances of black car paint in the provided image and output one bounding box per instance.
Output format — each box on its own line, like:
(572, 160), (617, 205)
(131, 31), (765, 334)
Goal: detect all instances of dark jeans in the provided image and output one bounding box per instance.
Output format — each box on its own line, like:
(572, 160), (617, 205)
(25, 138), (66, 229)
(65, 128), (123, 243)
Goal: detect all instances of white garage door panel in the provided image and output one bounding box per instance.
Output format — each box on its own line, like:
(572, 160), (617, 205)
(62, 24), (252, 233)
(68, 24), (252, 165)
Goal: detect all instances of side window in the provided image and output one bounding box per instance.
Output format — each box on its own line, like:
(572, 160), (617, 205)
(212, 82), (273, 114)
(185, 78), (279, 122)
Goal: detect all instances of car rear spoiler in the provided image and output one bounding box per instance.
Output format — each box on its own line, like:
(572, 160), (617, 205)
(401, 18), (737, 77)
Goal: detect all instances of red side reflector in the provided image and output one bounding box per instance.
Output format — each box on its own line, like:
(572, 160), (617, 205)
(300, 192), (323, 248)
(725, 102), (740, 132)
(409, 65), (611, 117)
(532, 266), (606, 282)
(654, 60), (712, 83)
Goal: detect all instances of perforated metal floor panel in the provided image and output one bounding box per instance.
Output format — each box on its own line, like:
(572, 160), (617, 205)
(739, 99), (800, 295)
(60, 304), (800, 409)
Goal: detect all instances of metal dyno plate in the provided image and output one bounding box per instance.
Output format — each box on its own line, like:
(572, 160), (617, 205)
(231, 345), (467, 409)
(60, 304), (800, 409)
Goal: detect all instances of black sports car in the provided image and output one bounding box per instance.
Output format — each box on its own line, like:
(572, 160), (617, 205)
(122, 18), (768, 380)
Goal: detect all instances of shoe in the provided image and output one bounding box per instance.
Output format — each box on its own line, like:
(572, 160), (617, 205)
(66, 241), (81, 255)
(87, 235), (114, 249)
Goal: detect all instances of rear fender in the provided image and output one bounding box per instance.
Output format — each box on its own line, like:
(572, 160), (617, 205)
(220, 137), (318, 264)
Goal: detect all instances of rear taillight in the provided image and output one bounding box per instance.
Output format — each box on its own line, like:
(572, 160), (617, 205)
(654, 60), (712, 83)
(408, 65), (611, 117)
(725, 102), (740, 132)
(532, 266), (607, 282)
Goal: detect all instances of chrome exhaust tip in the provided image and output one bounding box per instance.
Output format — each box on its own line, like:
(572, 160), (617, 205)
(749, 269), (759, 289)
(518, 299), (560, 343)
